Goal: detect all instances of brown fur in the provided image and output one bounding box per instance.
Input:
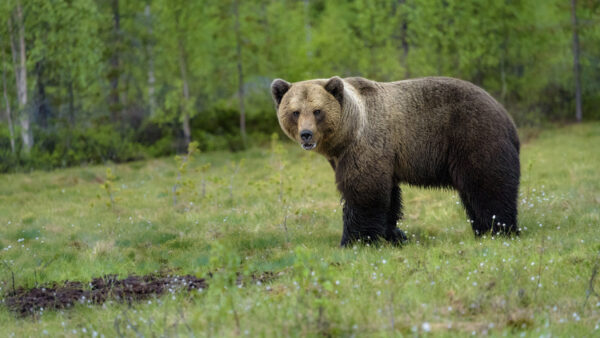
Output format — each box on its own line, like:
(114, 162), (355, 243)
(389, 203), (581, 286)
(271, 76), (520, 246)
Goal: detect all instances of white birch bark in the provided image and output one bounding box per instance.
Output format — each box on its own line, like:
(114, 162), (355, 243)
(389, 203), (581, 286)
(9, 1), (32, 152)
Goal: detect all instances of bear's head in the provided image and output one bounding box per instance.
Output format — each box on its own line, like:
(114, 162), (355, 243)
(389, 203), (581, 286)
(270, 77), (345, 154)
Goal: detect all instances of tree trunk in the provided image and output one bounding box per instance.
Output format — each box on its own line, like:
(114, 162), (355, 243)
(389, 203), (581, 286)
(234, 0), (247, 147)
(400, 21), (409, 78)
(570, 0), (582, 122)
(109, 0), (121, 123)
(500, 31), (508, 102)
(2, 47), (16, 154)
(368, 13), (376, 78)
(172, 7), (192, 150)
(9, 1), (32, 153)
(304, 0), (312, 58)
(500, 58), (507, 102)
(178, 40), (191, 148)
(396, 0), (409, 78)
(144, 4), (156, 117)
(35, 60), (50, 128)
(68, 77), (75, 126)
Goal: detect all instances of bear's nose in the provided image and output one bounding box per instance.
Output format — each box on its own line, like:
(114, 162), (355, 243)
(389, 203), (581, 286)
(300, 130), (313, 142)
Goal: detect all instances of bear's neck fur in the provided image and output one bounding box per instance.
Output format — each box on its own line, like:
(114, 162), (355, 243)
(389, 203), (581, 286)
(322, 81), (366, 159)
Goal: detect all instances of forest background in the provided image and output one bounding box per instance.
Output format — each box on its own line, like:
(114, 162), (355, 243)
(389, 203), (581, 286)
(1, 0), (599, 172)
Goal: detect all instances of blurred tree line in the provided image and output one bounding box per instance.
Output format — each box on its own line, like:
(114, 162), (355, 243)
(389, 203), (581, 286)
(1, 0), (599, 172)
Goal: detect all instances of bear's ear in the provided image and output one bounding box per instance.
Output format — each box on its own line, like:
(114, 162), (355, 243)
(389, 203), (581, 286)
(271, 79), (291, 107)
(324, 76), (344, 106)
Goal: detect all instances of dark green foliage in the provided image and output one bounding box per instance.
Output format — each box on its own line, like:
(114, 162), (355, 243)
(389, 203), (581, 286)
(0, 0), (599, 172)
(134, 120), (178, 157)
(0, 124), (144, 172)
(33, 126), (143, 167)
(0, 125), (19, 172)
(191, 102), (277, 152)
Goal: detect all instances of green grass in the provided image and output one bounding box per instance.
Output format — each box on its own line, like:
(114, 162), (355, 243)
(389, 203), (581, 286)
(1, 123), (599, 336)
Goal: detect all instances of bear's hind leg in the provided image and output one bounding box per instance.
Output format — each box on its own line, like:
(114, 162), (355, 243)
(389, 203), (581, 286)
(455, 175), (519, 236)
(385, 185), (408, 244)
(451, 143), (520, 236)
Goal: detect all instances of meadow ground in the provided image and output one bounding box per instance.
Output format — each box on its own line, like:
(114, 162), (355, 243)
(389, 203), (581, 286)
(0, 122), (599, 337)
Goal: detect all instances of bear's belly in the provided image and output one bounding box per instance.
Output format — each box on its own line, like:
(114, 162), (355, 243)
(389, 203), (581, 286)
(394, 155), (452, 188)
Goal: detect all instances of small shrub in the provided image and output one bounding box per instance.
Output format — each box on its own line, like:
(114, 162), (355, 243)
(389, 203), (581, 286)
(101, 167), (117, 208)
(172, 141), (199, 207)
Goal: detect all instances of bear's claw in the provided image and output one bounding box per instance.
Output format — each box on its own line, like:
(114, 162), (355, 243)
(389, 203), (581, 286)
(387, 228), (408, 246)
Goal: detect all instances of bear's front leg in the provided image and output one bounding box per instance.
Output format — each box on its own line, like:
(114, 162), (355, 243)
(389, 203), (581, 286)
(336, 166), (394, 246)
(341, 202), (388, 246)
(340, 186), (408, 247)
(336, 153), (400, 247)
(384, 185), (408, 245)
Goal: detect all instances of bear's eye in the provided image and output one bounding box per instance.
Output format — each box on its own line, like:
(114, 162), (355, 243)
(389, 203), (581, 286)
(292, 111), (300, 118)
(313, 110), (321, 117)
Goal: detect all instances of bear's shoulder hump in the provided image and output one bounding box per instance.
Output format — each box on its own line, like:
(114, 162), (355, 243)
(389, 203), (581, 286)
(344, 77), (379, 96)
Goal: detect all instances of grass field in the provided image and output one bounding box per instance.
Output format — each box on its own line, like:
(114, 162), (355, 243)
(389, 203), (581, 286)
(0, 123), (599, 336)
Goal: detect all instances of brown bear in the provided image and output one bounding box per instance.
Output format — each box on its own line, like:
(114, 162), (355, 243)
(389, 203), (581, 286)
(271, 76), (520, 246)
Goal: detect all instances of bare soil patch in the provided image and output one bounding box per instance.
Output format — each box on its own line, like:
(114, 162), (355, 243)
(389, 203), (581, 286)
(3, 271), (280, 317)
(4, 274), (206, 316)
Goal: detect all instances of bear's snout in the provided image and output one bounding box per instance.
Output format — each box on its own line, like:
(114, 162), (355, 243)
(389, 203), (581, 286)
(300, 130), (313, 142)
(299, 129), (317, 150)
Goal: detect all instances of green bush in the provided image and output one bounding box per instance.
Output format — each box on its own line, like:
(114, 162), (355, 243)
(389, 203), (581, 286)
(0, 104), (279, 172)
(0, 124), (20, 172)
(0, 124), (146, 173)
(190, 103), (278, 152)
(30, 125), (144, 169)
(134, 120), (177, 157)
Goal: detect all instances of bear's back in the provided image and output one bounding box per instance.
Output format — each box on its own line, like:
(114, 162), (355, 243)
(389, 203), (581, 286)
(341, 76), (519, 186)
(344, 76), (518, 150)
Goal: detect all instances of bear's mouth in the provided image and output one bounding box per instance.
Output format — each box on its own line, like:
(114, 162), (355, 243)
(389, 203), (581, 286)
(301, 143), (317, 150)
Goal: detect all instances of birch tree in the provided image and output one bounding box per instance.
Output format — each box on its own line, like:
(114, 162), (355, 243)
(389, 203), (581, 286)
(8, 0), (32, 152)
(153, 0), (205, 149)
(144, 3), (156, 117)
(2, 42), (15, 153)
(570, 0), (582, 122)
(233, 0), (246, 146)
(108, 0), (122, 123)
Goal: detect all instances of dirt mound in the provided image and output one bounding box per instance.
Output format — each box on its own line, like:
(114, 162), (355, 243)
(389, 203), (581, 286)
(3, 271), (281, 317)
(4, 274), (207, 316)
